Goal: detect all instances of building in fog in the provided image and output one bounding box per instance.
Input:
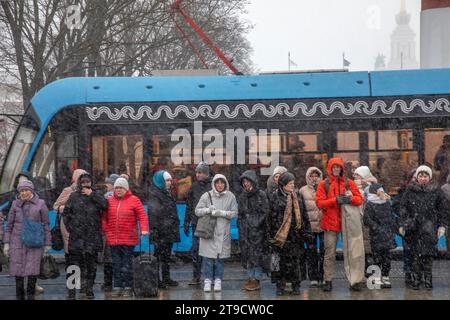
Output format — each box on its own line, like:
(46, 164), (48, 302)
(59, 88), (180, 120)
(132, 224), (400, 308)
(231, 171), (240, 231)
(387, 0), (419, 70)
(421, 0), (450, 68)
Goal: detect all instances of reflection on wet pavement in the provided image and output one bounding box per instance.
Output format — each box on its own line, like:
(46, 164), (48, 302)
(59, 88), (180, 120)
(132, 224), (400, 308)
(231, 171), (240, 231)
(1, 260), (450, 300)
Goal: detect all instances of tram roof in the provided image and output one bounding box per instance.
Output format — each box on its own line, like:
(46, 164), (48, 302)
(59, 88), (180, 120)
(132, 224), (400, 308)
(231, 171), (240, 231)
(30, 68), (450, 122)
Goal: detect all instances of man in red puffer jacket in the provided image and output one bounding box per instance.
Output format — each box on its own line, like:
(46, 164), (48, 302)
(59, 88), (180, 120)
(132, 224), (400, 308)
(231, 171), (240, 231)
(315, 157), (363, 292)
(102, 178), (149, 298)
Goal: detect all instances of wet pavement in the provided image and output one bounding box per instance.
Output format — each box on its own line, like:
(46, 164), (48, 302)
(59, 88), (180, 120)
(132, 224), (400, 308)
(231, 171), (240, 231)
(1, 260), (450, 300)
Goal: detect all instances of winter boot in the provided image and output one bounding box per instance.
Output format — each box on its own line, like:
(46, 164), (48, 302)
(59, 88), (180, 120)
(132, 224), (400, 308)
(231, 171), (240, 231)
(322, 281), (332, 292)
(15, 284), (25, 300)
(424, 273), (433, 290)
(66, 289), (76, 300)
(189, 277), (201, 286)
(276, 281), (286, 296)
(404, 272), (413, 288)
(241, 279), (252, 290)
(349, 283), (362, 291)
(411, 272), (422, 290)
(122, 287), (134, 298)
(309, 280), (319, 288)
(291, 282), (301, 295)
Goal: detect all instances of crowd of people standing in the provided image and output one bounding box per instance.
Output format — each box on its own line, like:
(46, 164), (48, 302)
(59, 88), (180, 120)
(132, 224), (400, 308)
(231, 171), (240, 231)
(1, 156), (449, 299)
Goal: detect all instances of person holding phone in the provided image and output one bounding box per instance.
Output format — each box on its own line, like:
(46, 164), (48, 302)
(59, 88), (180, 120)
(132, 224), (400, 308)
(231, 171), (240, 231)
(63, 173), (108, 300)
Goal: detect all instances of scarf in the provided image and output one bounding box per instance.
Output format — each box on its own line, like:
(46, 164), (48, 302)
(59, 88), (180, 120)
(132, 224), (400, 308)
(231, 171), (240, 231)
(271, 191), (302, 248)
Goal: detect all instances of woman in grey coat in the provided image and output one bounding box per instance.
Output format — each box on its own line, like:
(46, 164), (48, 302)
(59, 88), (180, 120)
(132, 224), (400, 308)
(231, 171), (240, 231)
(3, 181), (51, 300)
(195, 174), (238, 293)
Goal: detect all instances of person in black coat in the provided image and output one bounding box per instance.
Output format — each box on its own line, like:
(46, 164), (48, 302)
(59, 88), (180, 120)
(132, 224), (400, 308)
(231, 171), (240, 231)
(391, 168), (416, 287)
(399, 166), (450, 290)
(267, 172), (313, 296)
(363, 183), (397, 289)
(63, 173), (108, 299)
(183, 162), (212, 285)
(148, 170), (180, 288)
(237, 170), (270, 291)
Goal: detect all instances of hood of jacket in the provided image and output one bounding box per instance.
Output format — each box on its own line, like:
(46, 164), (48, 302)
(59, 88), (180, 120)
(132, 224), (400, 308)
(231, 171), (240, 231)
(305, 167), (323, 188)
(152, 170), (167, 190)
(76, 173), (94, 192)
(72, 169), (88, 185)
(409, 181), (437, 193)
(212, 174), (230, 196)
(327, 157), (345, 182)
(240, 170), (258, 187)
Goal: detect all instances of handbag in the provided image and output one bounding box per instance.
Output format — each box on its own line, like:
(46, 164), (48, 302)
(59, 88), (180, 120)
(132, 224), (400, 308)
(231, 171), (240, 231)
(39, 255), (60, 280)
(262, 252), (280, 272)
(51, 211), (64, 251)
(21, 207), (45, 248)
(194, 192), (217, 239)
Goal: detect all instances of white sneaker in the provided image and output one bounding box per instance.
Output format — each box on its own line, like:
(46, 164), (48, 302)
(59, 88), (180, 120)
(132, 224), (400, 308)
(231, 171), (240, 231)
(204, 279), (212, 292)
(214, 279), (222, 292)
(373, 277), (383, 289)
(35, 284), (44, 295)
(381, 277), (392, 288)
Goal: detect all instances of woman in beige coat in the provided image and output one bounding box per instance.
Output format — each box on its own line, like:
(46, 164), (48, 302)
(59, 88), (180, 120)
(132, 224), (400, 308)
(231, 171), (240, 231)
(299, 167), (324, 287)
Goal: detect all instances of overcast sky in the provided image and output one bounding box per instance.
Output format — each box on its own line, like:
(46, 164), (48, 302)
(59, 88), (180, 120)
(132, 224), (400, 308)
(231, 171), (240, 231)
(243, 0), (421, 72)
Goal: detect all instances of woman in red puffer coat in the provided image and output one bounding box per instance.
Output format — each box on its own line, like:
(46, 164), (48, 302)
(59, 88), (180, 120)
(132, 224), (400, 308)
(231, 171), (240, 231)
(102, 178), (149, 297)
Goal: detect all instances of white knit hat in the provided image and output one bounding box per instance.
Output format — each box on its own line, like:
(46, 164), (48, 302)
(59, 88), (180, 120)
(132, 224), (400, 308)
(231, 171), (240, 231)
(273, 166), (288, 176)
(415, 165), (432, 179)
(163, 171), (172, 181)
(114, 177), (129, 191)
(354, 166), (371, 179)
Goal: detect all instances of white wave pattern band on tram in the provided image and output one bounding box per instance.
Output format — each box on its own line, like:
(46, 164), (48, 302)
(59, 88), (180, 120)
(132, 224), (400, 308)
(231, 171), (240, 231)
(85, 98), (450, 121)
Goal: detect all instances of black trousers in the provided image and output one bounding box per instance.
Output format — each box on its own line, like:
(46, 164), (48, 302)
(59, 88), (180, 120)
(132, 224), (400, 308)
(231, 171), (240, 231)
(305, 232), (325, 282)
(279, 253), (301, 285)
(67, 251), (98, 291)
(16, 276), (37, 299)
(412, 254), (433, 281)
(373, 250), (392, 277)
(154, 241), (173, 281)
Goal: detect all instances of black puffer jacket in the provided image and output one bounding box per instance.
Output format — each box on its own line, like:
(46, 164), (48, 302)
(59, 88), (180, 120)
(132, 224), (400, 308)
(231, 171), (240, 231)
(267, 189), (313, 256)
(184, 176), (212, 230)
(363, 201), (397, 252)
(400, 182), (450, 256)
(63, 174), (108, 253)
(237, 170), (270, 269)
(148, 185), (180, 244)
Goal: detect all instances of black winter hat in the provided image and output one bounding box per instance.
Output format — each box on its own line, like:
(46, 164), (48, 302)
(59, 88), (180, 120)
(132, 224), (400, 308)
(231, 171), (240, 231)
(278, 172), (295, 187)
(368, 183), (384, 194)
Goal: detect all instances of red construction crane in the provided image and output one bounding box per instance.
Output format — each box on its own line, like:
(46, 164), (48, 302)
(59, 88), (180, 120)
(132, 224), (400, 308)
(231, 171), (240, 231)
(171, 0), (242, 75)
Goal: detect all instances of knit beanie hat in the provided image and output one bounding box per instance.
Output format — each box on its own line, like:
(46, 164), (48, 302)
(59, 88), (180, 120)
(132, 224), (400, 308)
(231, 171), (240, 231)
(114, 177), (129, 191)
(415, 165), (432, 179)
(278, 172), (295, 188)
(105, 174), (120, 185)
(195, 161), (210, 175)
(163, 171), (172, 181)
(17, 180), (34, 192)
(354, 166), (372, 179)
(273, 166), (288, 176)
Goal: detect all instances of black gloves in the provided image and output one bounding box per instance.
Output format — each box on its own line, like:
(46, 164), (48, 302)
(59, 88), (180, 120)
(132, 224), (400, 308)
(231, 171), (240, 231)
(336, 195), (351, 205)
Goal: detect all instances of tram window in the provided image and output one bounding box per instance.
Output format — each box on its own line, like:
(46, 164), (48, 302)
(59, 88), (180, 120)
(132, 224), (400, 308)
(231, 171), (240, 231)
(151, 135), (195, 202)
(92, 135), (144, 198)
(425, 128), (450, 185)
(56, 134), (78, 158)
(29, 128), (57, 208)
(378, 130), (413, 150)
(370, 151), (418, 195)
(0, 127), (37, 193)
(280, 132), (324, 187)
(337, 131), (376, 151)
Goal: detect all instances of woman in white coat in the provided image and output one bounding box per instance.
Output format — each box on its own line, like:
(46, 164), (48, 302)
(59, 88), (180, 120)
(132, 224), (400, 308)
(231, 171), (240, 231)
(195, 174), (238, 292)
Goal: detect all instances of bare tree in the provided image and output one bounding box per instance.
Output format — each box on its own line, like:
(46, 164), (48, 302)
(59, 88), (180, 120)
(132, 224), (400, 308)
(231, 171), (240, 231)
(0, 0), (253, 105)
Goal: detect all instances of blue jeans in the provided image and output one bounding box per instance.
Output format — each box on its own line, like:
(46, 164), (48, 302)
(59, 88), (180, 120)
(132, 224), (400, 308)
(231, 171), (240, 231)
(247, 267), (263, 280)
(111, 245), (134, 288)
(202, 257), (224, 280)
